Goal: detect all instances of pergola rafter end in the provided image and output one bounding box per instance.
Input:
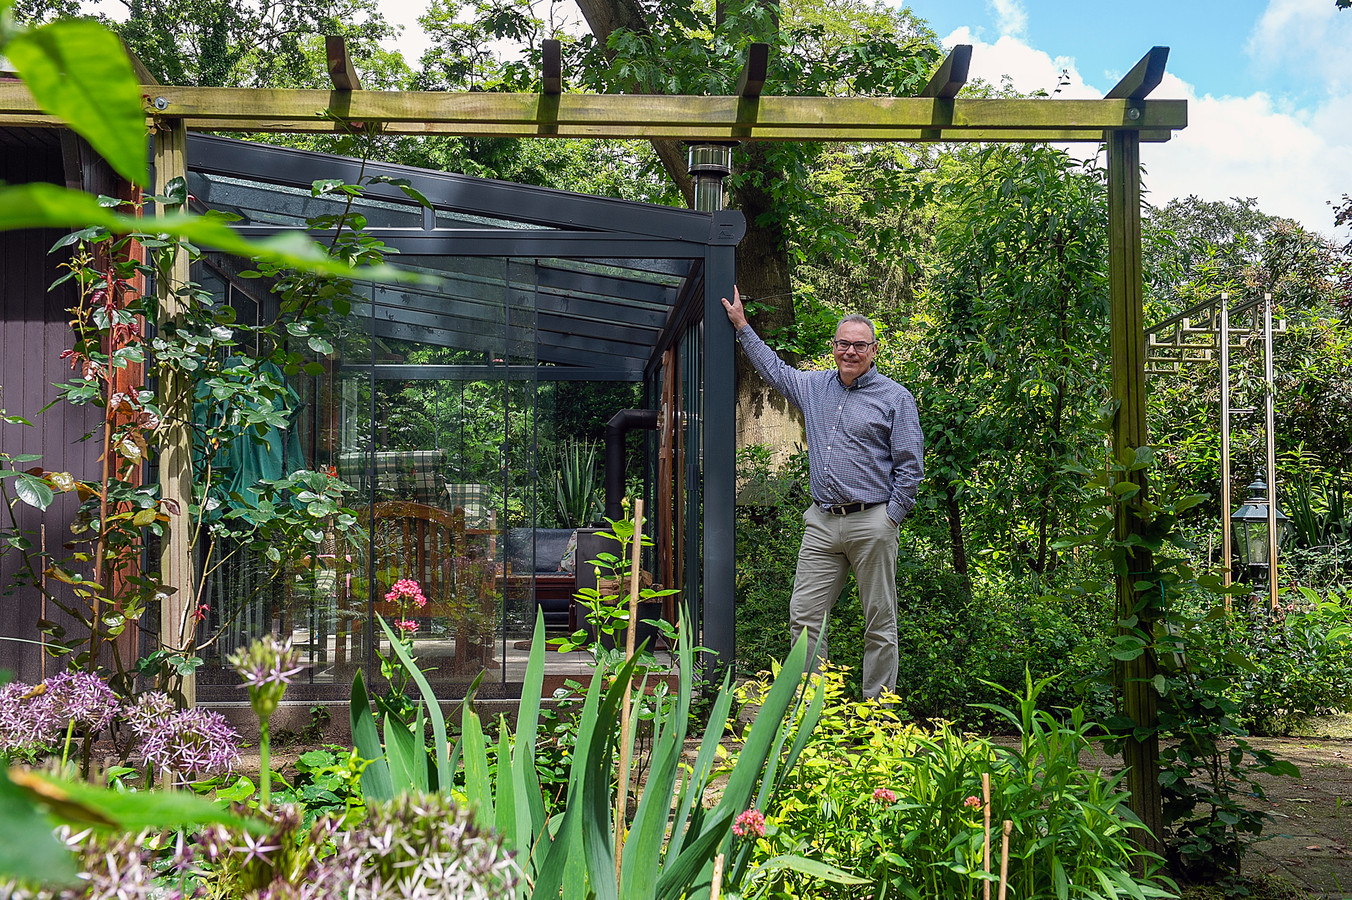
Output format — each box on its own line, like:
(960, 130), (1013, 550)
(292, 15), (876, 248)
(921, 44), (972, 99)
(324, 36), (361, 92)
(1106, 46), (1169, 101)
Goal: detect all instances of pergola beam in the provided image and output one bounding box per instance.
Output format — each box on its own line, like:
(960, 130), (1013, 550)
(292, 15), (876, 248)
(736, 43), (769, 99)
(0, 84), (1185, 142)
(542, 39), (562, 96)
(166, 121), (1183, 142)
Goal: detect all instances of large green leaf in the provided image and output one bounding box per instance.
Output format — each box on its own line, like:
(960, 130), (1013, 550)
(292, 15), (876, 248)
(0, 767), (78, 887)
(680, 635), (811, 896)
(377, 617), (452, 790)
(619, 622), (695, 899)
(9, 768), (264, 834)
(4, 20), (147, 186)
(512, 611), (548, 862)
(0, 183), (416, 283)
(654, 807), (735, 900)
(461, 707), (493, 829)
(580, 654), (641, 900)
(350, 668), (394, 802)
(753, 855), (869, 886)
(494, 721), (516, 842)
(529, 661), (606, 900)
(382, 703), (428, 796)
(665, 670), (735, 869)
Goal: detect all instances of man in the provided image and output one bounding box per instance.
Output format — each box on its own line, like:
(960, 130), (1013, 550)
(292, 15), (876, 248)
(723, 287), (924, 698)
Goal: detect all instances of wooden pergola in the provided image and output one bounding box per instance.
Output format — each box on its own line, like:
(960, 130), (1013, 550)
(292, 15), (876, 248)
(0, 40), (1185, 846)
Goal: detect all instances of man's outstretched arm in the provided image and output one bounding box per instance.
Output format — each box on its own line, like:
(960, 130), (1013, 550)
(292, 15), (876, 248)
(722, 285), (807, 407)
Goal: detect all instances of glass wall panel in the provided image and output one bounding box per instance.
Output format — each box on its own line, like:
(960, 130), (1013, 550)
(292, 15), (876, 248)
(189, 248), (668, 698)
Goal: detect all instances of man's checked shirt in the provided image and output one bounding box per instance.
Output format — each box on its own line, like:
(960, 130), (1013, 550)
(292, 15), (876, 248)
(736, 324), (924, 525)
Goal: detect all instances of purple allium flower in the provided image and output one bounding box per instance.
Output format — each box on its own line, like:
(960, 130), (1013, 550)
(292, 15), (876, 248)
(123, 691), (177, 737)
(732, 808), (766, 838)
(138, 708), (240, 778)
(227, 636), (304, 722)
(0, 681), (61, 753)
(13, 826), (163, 900)
(44, 670), (121, 733)
(234, 829), (282, 866)
(321, 793), (520, 899)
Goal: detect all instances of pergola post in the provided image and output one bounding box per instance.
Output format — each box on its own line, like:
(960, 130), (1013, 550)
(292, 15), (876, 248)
(1106, 127), (1163, 852)
(153, 118), (197, 706)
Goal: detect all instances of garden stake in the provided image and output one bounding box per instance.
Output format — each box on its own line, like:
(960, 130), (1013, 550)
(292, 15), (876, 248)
(982, 772), (992, 900)
(614, 498), (646, 882)
(997, 819), (1012, 900)
(710, 852), (725, 900)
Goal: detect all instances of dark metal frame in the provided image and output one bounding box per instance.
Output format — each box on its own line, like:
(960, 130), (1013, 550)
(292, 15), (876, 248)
(187, 134), (744, 687)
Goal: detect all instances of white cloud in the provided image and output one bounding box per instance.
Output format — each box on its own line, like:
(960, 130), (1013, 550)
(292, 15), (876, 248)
(942, 27), (1098, 98)
(1247, 0), (1352, 95)
(988, 0), (1028, 38)
(940, 28), (1350, 240)
(1141, 86), (1348, 237)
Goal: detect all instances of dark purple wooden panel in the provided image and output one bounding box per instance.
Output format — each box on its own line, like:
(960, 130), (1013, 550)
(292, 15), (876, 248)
(0, 137), (104, 684)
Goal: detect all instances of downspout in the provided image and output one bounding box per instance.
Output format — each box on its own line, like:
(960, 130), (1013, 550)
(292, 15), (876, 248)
(605, 409), (659, 520)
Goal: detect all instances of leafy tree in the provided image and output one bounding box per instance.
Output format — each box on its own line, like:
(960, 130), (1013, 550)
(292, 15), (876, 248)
(901, 143), (1109, 578)
(14, 0), (400, 88)
(1142, 196), (1351, 518)
(565, 0), (940, 458)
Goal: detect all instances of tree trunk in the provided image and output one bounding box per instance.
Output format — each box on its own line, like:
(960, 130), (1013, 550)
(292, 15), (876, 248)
(574, 0), (804, 465)
(945, 481), (968, 578)
(729, 142), (805, 464)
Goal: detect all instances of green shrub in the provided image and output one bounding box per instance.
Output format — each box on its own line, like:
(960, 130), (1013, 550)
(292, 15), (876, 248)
(733, 447), (1116, 722)
(1205, 586), (1352, 735)
(736, 668), (1175, 899)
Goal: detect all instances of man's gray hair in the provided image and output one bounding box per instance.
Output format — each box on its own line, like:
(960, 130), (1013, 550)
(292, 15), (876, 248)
(837, 313), (876, 342)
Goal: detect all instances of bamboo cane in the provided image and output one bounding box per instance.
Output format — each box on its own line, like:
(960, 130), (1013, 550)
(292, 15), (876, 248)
(982, 772), (992, 900)
(997, 820), (1012, 900)
(614, 498), (646, 883)
(710, 852), (726, 900)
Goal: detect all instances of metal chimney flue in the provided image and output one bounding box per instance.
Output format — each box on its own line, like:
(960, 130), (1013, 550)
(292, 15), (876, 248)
(687, 142), (735, 212)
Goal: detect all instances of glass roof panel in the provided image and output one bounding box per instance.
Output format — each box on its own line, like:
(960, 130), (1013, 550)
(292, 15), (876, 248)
(187, 172), (425, 228)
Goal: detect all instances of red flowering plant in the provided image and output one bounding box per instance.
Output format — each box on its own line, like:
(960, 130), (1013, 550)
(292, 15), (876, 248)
(0, 157), (383, 729)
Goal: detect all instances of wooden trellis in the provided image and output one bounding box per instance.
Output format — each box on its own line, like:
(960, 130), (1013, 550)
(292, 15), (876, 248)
(1148, 293), (1287, 606)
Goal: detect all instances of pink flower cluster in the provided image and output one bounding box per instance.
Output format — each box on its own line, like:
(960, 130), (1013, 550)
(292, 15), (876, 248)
(732, 808), (766, 838)
(872, 787), (897, 803)
(964, 795), (983, 810)
(396, 619), (419, 635)
(386, 578), (428, 609)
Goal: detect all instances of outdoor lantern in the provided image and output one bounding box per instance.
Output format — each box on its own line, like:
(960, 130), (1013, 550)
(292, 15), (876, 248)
(1229, 479), (1290, 584)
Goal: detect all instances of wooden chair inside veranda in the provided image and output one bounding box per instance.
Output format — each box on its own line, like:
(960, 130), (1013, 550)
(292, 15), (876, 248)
(335, 501), (499, 677)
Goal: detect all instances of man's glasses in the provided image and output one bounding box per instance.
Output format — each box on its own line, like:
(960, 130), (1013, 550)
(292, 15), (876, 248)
(831, 339), (875, 353)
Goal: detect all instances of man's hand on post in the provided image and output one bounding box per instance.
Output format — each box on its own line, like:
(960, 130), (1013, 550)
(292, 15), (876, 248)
(722, 285), (748, 331)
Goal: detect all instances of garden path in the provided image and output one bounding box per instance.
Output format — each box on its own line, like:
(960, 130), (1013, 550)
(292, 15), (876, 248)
(1241, 734), (1352, 899)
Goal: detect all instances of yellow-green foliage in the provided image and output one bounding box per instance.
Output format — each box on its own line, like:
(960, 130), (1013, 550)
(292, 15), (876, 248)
(729, 666), (1176, 900)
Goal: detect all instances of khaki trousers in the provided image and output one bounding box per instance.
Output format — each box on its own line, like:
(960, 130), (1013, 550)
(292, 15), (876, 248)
(790, 503), (900, 699)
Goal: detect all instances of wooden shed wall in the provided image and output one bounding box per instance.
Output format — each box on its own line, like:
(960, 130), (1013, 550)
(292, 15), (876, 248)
(0, 132), (103, 683)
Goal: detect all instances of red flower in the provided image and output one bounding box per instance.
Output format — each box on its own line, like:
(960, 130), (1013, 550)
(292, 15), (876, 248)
(732, 808), (765, 838)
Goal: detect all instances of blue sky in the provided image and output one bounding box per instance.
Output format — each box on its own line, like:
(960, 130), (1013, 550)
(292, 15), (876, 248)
(910, 1), (1273, 99)
(900, 0), (1352, 237)
(370, 0), (1352, 238)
